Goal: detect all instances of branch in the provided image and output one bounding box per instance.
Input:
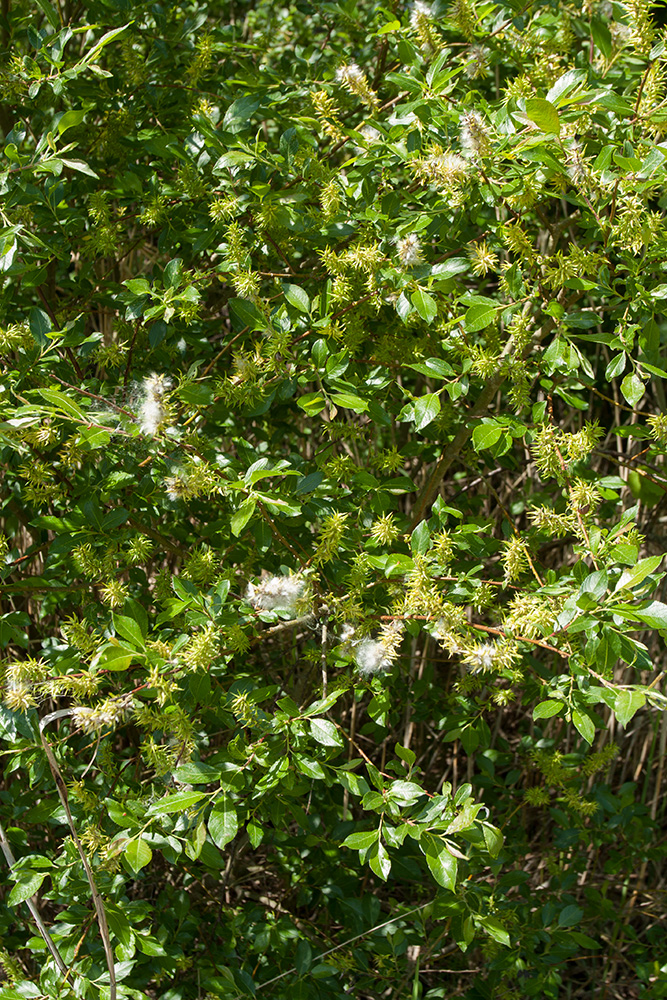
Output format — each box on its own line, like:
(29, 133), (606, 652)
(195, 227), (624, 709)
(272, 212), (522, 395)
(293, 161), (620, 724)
(409, 323), (547, 531)
(0, 819), (68, 976)
(408, 367), (508, 530)
(40, 710), (116, 1000)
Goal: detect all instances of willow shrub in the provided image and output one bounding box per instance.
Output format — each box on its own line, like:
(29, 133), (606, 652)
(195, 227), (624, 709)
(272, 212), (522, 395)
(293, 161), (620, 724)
(2, 0), (667, 997)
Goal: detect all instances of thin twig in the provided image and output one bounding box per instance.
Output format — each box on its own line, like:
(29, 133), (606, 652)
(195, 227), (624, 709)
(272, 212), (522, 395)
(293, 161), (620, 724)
(408, 324), (541, 530)
(0, 819), (68, 976)
(230, 901), (433, 996)
(39, 710), (117, 1000)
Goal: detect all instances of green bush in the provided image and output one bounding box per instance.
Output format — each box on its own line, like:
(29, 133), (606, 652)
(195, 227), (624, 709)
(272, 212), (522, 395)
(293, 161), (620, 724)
(2, 0), (667, 997)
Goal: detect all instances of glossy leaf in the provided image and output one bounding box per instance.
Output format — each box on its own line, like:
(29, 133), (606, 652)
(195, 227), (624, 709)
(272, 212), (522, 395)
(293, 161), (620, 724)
(124, 838), (153, 874)
(209, 797), (239, 850)
(525, 98), (561, 134)
(421, 834), (457, 891)
(414, 393), (441, 430)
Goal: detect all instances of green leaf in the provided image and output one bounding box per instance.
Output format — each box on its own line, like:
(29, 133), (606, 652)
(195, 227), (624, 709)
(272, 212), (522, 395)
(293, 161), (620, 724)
(605, 353), (626, 379)
(124, 837), (152, 873)
(0, 230), (17, 272)
(172, 762), (222, 784)
(615, 555), (662, 592)
(136, 934), (167, 957)
(36, 387), (86, 421)
(411, 520), (430, 555)
(35, 0), (60, 29)
(546, 68), (588, 105)
(472, 420), (503, 451)
(106, 900), (133, 947)
(185, 820), (207, 861)
(456, 914), (476, 953)
(213, 150), (254, 170)
(395, 743), (416, 767)
(396, 291), (413, 323)
(147, 790), (206, 815)
(247, 819), (264, 848)
(310, 718), (343, 747)
(303, 690), (346, 716)
(368, 840), (391, 881)
(431, 257), (469, 278)
(125, 278), (151, 295)
(112, 612), (146, 650)
(414, 393), (441, 430)
(558, 904), (583, 928)
(478, 915), (511, 947)
(295, 938), (313, 976)
(8, 872), (46, 906)
(29, 307), (52, 346)
(570, 930), (601, 950)
(255, 492), (301, 516)
(342, 830), (378, 850)
(297, 392), (327, 415)
(533, 700), (564, 720)
(525, 98), (561, 134)
(57, 109), (86, 135)
(35, 157), (63, 176)
(79, 23), (133, 66)
(229, 297), (267, 332)
(330, 392), (368, 413)
(223, 94), (262, 129)
(577, 569), (608, 606)
(572, 708), (595, 744)
(209, 796), (239, 849)
(614, 689), (645, 727)
(405, 358), (454, 378)
(90, 641), (139, 672)
(411, 288), (438, 324)
(482, 823), (504, 859)
(163, 257), (183, 288)
(464, 301), (498, 332)
(626, 470), (664, 507)
(231, 499), (256, 536)
(388, 780), (424, 806)
(420, 833), (457, 891)
(591, 18), (612, 58)
(620, 372), (645, 407)
(283, 283), (310, 313)
(172, 576), (199, 602)
(630, 600), (667, 629)
(107, 799), (142, 829)
(295, 756), (329, 781)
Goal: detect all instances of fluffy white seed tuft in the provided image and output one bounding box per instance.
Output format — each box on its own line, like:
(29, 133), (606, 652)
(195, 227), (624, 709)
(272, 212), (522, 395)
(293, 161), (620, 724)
(138, 373), (172, 436)
(410, 1), (432, 28)
(396, 234), (423, 267)
(339, 621), (404, 677)
(246, 574), (308, 617)
(354, 637), (393, 676)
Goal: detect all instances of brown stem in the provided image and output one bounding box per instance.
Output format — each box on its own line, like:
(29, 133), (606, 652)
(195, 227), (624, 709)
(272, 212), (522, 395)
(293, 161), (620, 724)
(408, 367), (507, 531)
(0, 818), (68, 976)
(409, 319), (551, 530)
(48, 373), (134, 416)
(377, 614), (570, 658)
(123, 320), (142, 391)
(40, 711), (116, 1000)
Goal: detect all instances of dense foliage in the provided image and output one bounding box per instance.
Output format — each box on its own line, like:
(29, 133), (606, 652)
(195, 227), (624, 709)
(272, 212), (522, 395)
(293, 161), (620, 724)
(2, 0), (667, 997)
